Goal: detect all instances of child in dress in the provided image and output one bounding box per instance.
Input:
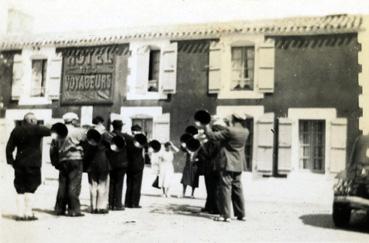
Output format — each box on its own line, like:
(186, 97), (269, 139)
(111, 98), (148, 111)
(159, 142), (179, 197)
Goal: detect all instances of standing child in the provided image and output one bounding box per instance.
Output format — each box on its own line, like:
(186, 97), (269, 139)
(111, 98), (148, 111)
(159, 142), (179, 197)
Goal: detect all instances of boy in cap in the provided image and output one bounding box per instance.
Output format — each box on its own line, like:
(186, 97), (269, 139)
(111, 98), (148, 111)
(6, 112), (51, 220)
(52, 112), (86, 217)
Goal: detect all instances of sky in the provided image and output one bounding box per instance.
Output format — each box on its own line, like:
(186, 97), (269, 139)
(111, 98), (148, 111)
(1, 0), (369, 33)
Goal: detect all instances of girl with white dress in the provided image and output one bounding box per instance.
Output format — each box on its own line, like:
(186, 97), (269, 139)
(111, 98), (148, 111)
(158, 142), (179, 197)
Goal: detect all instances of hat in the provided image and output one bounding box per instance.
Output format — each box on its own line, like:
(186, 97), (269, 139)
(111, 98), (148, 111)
(185, 125), (198, 136)
(231, 113), (248, 121)
(134, 134), (147, 146)
(148, 140), (161, 152)
(111, 135), (126, 149)
(131, 124), (142, 132)
(112, 120), (124, 128)
(51, 122), (68, 138)
(62, 112), (79, 122)
(194, 110), (211, 125)
(185, 138), (201, 152)
(87, 129), (102, 145)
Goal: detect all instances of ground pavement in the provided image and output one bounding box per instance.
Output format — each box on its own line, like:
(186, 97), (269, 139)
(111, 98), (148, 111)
(1, 163), (369, 243)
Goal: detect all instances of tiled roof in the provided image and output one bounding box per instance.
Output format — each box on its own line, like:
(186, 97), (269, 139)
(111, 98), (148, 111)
(0, 14), (364, 50)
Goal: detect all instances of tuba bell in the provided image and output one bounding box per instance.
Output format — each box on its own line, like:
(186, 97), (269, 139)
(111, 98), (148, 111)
(148, 139), (161, 153)
(110, 135), (126, 152)
(51, 122), (68, 139)
(86, 128), (102, 146)
(185, 137), (201, 152)
(194, 110), (211, 125)
(134, 133), (148, 148)
(185, 125), (198, 136)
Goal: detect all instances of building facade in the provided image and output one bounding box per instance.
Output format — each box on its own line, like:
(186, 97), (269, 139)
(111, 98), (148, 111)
(0, 14), (368, 178)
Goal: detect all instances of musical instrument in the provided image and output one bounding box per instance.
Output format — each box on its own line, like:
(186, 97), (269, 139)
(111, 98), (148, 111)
(185, 125), (198, 135)
(110, 135), (126, 152)
(134, 133), (148, 148)
(194, 110), (211, 125)
(51, 122), (68, 139)
(185, 137), (201, 152)
(87, 129), (102, 146)
(148, 140), (161, 153)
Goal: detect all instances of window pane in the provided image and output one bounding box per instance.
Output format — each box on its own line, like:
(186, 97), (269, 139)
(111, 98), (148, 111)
(231, 46), (254, 91)
(31, 59), (46, 97)
(148, 50), (160, 92)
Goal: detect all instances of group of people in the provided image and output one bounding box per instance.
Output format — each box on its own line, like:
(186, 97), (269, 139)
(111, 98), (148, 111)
(6, 112), (147, 220)
(6, 110), (249, 223)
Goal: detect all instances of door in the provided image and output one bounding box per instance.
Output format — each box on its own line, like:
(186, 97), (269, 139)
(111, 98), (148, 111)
(299, 120), (325, 173)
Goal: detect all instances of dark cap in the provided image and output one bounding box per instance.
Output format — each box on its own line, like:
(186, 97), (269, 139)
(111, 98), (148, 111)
(131, 124), (142, 132)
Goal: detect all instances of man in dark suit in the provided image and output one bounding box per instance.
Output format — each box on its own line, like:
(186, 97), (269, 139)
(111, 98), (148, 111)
(125, 125), (146, 208)
(205, 114), (249, 222)
(6, 112), (51, 221)
(107, 120), (129, 210)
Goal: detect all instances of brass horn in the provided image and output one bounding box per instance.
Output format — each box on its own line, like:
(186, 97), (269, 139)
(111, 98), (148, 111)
(194, 110), (211, 125)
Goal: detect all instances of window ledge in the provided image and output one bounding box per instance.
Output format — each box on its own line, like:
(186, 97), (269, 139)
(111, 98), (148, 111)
(217, 90), (264, 99)
(18, 97), (52, 105)
(126, 92), (168, 100)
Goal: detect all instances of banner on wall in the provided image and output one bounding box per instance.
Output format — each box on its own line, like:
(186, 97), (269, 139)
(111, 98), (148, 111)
(60, 45), (125, 105)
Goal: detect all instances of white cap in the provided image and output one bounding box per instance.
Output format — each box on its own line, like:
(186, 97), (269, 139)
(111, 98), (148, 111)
(62, 112), (79, 122)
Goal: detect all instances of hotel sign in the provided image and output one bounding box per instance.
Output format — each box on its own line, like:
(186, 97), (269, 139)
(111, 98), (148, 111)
(60, 46), (118, 105)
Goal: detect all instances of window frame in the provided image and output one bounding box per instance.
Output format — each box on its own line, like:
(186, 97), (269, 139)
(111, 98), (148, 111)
(230, 45), (255, 92)
(30, 58), (47, 98)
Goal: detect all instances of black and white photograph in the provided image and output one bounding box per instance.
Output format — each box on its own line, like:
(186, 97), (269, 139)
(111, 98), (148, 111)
(0, 0), (369, 242)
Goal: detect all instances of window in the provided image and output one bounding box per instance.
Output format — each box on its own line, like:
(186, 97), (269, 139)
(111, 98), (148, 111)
(31, 59), (47, 97)
(231, 46), (255, 91)
(148, 50), (160, 92)
(299, 120), (325, 173)
(132, 118), (153, 140)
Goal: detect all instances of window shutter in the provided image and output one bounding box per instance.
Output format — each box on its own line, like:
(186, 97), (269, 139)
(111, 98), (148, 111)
(258, 40), (275, 93)
(47, 52), (62, 99)
(135, 46), (150, 95)
(12, 54), (24, 100)
(161, 43), (177, 94)
(255, 113), (275, 175)
(153, 113), (170, 143)
(208, 41), (222, 94)
(278, 118), (293, 174)
(330, 118), (347, 173)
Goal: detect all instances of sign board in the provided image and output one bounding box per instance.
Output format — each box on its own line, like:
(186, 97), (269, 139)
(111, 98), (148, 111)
(60, 46), (117, 105)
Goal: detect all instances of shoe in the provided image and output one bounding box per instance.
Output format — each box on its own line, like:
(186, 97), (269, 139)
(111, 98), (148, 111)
(213, 216), (231, 222)
(208, 210), (219, 215)
(237, 216), (246, 221)
(25, 215), (38, 221)
(113, 206), (125, 211)
(55, 211), (66, 216)
(68, 212), (85, 217)
(201, 208), (209, 213)
(97, 209), (109, 214)
(90, 209), (98, 214)
(15, 216), (27, 221)
(132, 205), (142, 208)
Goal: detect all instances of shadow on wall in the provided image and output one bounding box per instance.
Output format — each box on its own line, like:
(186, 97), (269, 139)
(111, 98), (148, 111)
(299, 211), (369, 234)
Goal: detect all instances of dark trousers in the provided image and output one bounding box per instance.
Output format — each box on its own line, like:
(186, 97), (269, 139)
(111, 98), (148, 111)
(14, 166), (41, 193)
(204, 171), (219, 213)
(125, 170), (143, 207)
(217, 171), (245, 219)
(55, 160), (83, 214)
(109, 168), (126, 208)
